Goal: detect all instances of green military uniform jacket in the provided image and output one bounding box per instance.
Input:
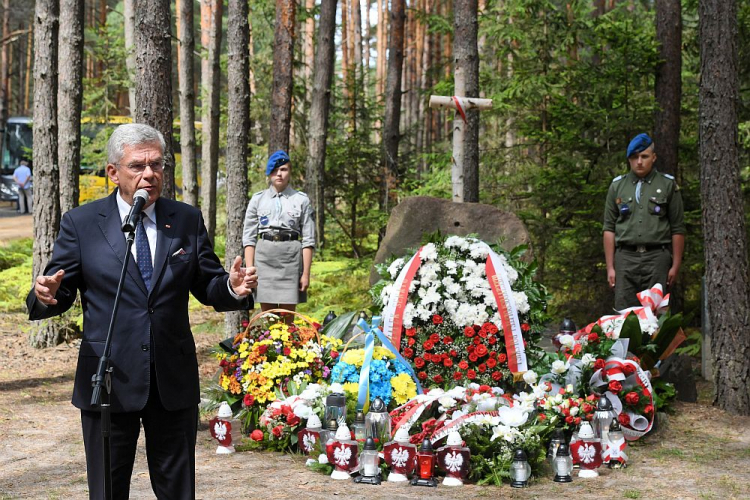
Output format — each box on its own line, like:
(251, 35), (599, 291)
(603, 168), (685, 245)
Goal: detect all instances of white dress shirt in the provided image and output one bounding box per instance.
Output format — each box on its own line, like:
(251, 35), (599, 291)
(116, 190), (157, 266)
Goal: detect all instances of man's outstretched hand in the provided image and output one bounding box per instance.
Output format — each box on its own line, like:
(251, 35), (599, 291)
(229, 256), (258, 296)
(35, 269), (65, 305)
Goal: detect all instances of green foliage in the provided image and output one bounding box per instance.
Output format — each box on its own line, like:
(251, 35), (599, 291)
(0, 239), (32, 312)
(297, 259), (374, 321)
(674, 328), (702, 357)
(652, 379), (677, 413)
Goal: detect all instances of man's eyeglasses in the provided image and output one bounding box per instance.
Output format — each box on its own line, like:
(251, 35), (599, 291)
(119, 160), (167, 173)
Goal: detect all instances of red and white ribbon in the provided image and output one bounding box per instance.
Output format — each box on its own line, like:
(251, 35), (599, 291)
(381, 248), (423, 350)
(430, 411), (500, 443)
(484, 246), (527, 373)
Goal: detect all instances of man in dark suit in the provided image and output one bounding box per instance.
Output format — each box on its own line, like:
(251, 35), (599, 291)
(27, 123), (257, 499)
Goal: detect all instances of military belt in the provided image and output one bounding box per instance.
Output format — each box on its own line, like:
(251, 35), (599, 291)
(617, 244), (668, 253)
(260, 231), (299, 242)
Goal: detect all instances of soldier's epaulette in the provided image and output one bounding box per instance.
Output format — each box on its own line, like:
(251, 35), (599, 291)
(611, 174), (625, 183)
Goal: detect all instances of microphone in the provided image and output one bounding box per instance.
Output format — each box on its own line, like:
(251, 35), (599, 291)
(121, 189), (149, 233)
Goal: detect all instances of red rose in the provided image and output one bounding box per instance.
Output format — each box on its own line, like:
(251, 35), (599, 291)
(473, 337), (481, 345)
(430, 333), (440, 343)
(644, 404), (654, 415)
(407, 337), (416, 347)
(330, 350), (339, 359)
(287, 414), (301, 427)
(453, 371), (463, 380)
(478, 329), (488, 339)
(587, 332), (600, 343)
(593, 358), (605, 370)
(487, 336), (497, 345)
(562, 407), (570, 417)
(283, 347), (291, 356)
(406, 327), (417, 337)
(432, 315), (444, 325)
(582, 403), (593, 414)
(468, 353), (478, 362)
(466, 370), (477, 380)
(243, 394), (256, 407)
(574, 417), (581, 425)
(423, 341), (435, 351)
(491, 371), (502, 381)
(624, 392), (640, 406)
(478, 363), (487, 373)
(623, 363), (637, 375)
(418, 371), (428, 380)
(241, 319), (250, 328)
(250, 429), (264, 441)
(433, 375), (444, 384)
(423, 353), (432, 362)
(414, 357), (426, 369)
(272, 425), (283, 438)
(618, 413), (631, 426)
(497, 353), (507, 363)
(565, 415), (574, 424)
(486, 358), (497, 368)
(458, 360), (469, 370)
(474, 345), (488, 357)
(538, 413), (547, 421)
(443, 336), (453, 345)
(488, 324), (499, 335)
(479, 384), (491, 392)
(467, 345), (475, 354)
(464, 327), (475, 338)
(443, 358), (453, 368)
(402, 347), (414, 359)
(521, 323), (530, 333)
(450, 349), (457, 357)
(608, 380), (623, 393)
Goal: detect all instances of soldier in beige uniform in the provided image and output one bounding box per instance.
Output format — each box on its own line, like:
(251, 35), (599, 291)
(603, 133), (685, 310)
(243, 150), (316, 311)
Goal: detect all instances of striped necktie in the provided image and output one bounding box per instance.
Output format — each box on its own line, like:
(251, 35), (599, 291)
(136, 216), (153, 289)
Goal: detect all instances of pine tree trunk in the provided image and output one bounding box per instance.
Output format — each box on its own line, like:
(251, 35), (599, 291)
(304, 0), (337, 249)
(178, 0), (199, 207)
(24, 14), (33, 115)
(134, 0), (175, 199)
(225, 0), (250, 337)
(699, 0), (750, 415)
(381, 0), (405, 217)
(200, 0), (223, 243)
(31, 0), (62, 348)
(654, 0), (681, 177)
(123, 0), (136, 114)
(303, 0), (315, 108)
(0, 0), (9, 160)
(58, 0), (84, 214)
(453, 0), (480, 203)
(269, 0), (295, 153)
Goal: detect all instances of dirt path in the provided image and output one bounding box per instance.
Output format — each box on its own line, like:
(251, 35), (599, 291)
(1, 310), (749, 499)
(0, 210), (33, 242)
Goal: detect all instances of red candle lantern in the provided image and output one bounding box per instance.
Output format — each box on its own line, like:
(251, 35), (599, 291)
(297, 413), (322, 456)
(410, 439), (438, 488)
(326, 422), (359, 480)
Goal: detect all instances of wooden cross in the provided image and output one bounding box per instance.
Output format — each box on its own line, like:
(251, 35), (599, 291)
(429, 95), (493, 203)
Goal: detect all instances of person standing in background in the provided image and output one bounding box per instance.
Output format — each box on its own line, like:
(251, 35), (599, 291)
(243, 150), (316, 312)
(13, 160), (32, 213)
(603, 133), (685, 310)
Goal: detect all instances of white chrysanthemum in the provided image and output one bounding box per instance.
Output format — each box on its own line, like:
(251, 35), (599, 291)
(380, 284), (394, 307)
(420, 243), (438, 262)
(444, 235), (467, 248)
(444, 260), (458, 275)
(444, 299), (459, 314)
(551, 360), (570, 374)
(388, 258), (405, 279)
(421, 287), (441, 306)
(523, 370), (538, 385)
(415, 304), (432, 321)
(513, 291), (530, 314)
(408, 279), (419, 293)
(402, 303), (415, 328)
(419, 262), (440, 281)
(469, 242), (490, 260)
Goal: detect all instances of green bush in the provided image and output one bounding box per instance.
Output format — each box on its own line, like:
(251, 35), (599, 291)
(297, 258), (374, 322)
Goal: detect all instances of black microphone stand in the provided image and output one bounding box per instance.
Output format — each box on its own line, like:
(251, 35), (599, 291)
(90, 215), (139, 500)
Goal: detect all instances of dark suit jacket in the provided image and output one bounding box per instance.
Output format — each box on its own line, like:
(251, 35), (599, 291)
(27, 191), (251, 413)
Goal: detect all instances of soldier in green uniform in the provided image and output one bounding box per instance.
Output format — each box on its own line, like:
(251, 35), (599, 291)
(603, 133), (685, 310)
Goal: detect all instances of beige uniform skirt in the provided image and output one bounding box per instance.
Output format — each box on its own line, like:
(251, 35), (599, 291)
(254, 239), (306, 304)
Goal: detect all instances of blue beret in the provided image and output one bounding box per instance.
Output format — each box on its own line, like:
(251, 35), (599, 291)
(626, 133), (653, 158)
(266, 150), (290, 176)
